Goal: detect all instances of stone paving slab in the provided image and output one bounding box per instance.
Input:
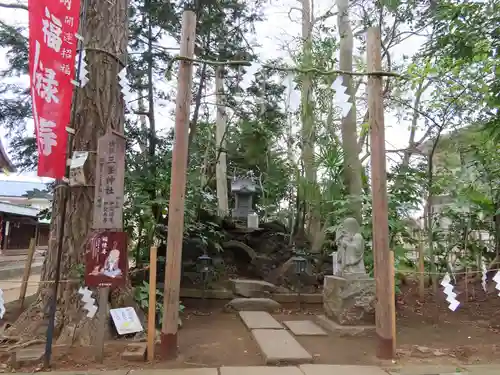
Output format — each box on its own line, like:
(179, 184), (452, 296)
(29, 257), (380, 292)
(220, 366), (303, 375)
(129, 369), (218, 375)
(386, 365), (466, 375)
(36, 372), (128, 375)
(463, 364), (500, 374)
(283, 320), (327, 336)
(300, 364), (388, 375)
(251, 329), (312, 364)
(239, 311), (283, 329)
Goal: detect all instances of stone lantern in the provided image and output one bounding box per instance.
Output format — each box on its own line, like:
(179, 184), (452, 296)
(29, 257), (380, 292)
(230, 177), (259, 220)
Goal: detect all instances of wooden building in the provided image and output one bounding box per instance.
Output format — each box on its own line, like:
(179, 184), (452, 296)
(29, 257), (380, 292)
(0, 202), (50, 255)
(0, 137), (51, 255)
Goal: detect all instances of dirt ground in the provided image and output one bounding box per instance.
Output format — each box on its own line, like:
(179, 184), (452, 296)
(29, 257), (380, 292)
(3, 281), (500, 371)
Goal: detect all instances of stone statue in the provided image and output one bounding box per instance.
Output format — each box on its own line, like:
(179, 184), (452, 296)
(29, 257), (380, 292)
(335, 217), (366, 275)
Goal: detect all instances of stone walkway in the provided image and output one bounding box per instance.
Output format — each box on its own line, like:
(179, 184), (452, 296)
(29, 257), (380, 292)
(238, 310), (327, 364)
(12, 364), (500, 375)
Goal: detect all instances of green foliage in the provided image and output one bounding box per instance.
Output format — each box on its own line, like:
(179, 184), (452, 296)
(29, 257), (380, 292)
(134, 281), (185, 328)
(0, 0), (499, 286)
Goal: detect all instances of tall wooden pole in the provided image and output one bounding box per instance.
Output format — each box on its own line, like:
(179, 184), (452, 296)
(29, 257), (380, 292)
(147, 245), (158, 361)
(159, 9), (196, 359)
(19, 237), (36, 310)
(367, 27), (395, 360)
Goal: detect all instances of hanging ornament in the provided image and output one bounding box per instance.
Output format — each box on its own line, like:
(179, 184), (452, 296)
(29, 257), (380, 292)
(284, 72), (300, 113)
(259, 69), (267, 116)
(0, 289), (5, 319)
(492, 270), (500, 296)
(331, 76), (352, 118)
(76, 50), (89, 88)
(118, 67), (134, 112)
(78, 286), (97, 318)
(481, 261), (488, 292)
(441, 272), (460, 311)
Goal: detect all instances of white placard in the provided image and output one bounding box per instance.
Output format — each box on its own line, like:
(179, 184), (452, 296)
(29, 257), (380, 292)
(110, 307), (143, 335)
(331, 252), (339, 275)
(0, 289), (5, 319)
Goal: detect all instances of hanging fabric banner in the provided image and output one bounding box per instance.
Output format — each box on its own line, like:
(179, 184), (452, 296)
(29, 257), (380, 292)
(28, 0), (81, 178)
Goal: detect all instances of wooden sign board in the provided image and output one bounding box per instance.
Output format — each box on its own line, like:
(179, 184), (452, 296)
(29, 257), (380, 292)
(85, 231), (128, 288)
(93, 132), (125, 229)
(110, 307), (144, 335)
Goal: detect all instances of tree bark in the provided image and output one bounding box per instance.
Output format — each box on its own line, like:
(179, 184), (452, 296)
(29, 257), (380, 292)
(337, 0), (363, 224)
(215, 66), (229, 217)
(6, 0), (133, 345)
(299, 0), (321, 248)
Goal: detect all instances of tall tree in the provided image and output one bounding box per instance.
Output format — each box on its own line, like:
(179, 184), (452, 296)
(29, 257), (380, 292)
(337, 0), (362, 224)
(215, 66), (229, 217)
(298, 0), (322, 246)
(4, 0), (133, 344)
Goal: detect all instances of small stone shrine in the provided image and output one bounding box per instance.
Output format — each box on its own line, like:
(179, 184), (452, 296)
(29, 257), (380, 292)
(231, 176), (259, 221)
(323, 217), (376, 326)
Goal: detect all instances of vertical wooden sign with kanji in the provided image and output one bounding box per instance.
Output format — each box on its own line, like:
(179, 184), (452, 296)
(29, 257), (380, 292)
(93, 131), (125, 230)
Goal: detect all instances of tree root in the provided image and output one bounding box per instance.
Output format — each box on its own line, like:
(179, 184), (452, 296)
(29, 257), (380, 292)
(6, 339), (45, 352)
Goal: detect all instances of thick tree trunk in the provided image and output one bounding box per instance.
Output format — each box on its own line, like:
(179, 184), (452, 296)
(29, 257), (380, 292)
(6, 0), (134, 345)
(215, 66), (229, 217)
(337, 0), (363, 224)
(299, 0), (321, 249)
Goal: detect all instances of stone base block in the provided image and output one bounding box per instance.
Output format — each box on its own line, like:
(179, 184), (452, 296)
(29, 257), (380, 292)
(315, 315), (375, 336)
(10, 347), (44, 369)
(323, 275), (375, 326)
(122, 343), (147, 362)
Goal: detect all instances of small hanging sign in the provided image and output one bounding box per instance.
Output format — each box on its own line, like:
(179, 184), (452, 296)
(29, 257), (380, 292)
(69, 151), (88, 186)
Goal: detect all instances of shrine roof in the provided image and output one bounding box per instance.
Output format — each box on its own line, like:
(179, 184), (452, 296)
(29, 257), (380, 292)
(0, 180), (51, 198)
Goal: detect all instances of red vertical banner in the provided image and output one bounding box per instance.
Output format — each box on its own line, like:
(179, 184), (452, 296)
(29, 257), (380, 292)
(28, 0), (81, 178)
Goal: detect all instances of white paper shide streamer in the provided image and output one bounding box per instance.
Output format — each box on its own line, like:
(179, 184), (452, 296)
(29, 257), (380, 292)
(441, 272), (460, 311)
(118, 67), (135, 112)
(76, 50), (89, 88)
(331, 76), (352, 118)
(493, 270), (500, 296)
(78, 286), (97, 318)
(481, 262), (488, 292)
(0, 289), (5, 319)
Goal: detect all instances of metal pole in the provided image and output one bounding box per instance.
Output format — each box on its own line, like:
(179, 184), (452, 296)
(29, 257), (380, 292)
(43, 0), (88, 368)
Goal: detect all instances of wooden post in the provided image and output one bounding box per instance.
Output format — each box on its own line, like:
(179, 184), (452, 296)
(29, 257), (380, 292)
(160, 9), (196, 359)
(418, 230), (425, 301)
(95, 287), (110, 363)
(19, 237), (36, 309)
(465, 267), (469, 303)
(367, 26), (395, 360)
(390, 251), (396, 354)
(147, 246), (158, 361)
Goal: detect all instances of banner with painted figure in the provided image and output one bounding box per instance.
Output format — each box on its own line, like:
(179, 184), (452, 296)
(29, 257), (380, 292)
(28, 0), (81, 178)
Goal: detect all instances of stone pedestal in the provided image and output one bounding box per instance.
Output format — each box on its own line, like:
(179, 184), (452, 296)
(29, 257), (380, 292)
(323, 274), (375, 326)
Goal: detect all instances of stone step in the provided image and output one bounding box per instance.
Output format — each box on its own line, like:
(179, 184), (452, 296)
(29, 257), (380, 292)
(239, 311), (283, 330)
(283, 320), (327, 336)
(0, 262), (43, 280)
(251, 329), (312, 365)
